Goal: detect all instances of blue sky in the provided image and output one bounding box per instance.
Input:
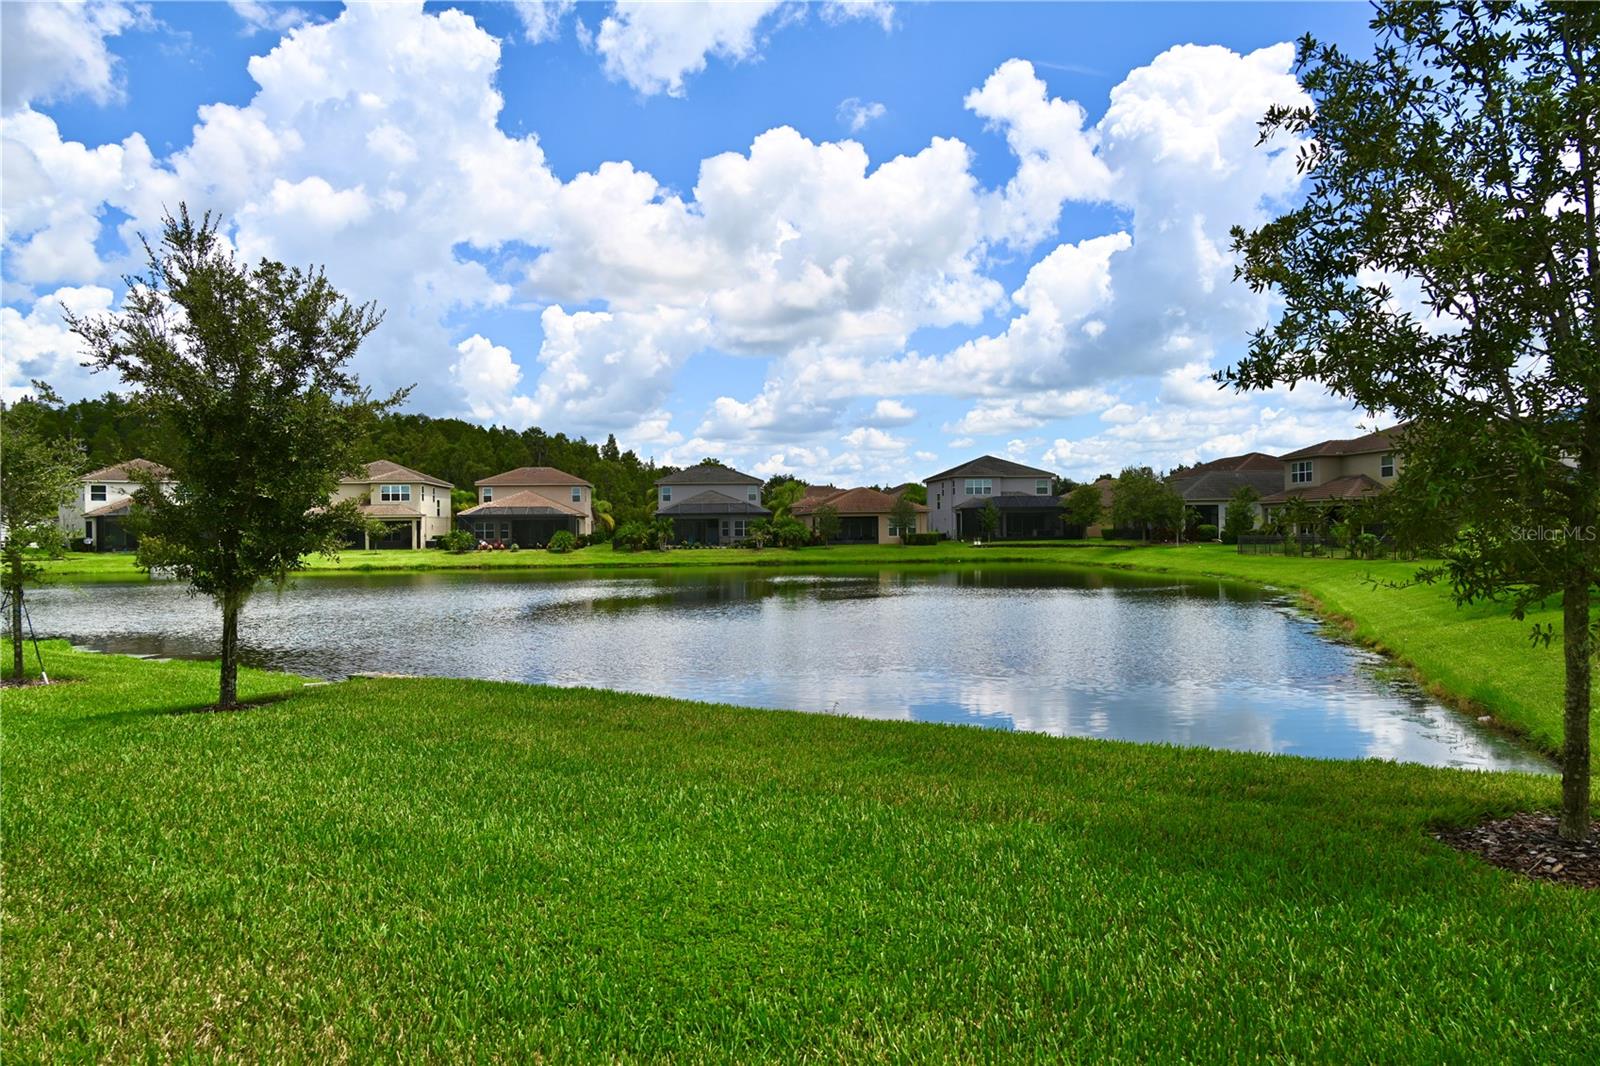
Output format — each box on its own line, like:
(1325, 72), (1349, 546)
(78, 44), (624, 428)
(2, 1), (1386, 483)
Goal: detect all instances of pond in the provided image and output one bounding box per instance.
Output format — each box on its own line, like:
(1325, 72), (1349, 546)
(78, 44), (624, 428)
(29, 565), (1550, 772)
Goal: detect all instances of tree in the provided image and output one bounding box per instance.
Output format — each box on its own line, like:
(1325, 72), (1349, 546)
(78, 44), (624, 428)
(1222, 485), (1260, 544)
(1228, 2), (1599, 838)
(592, 498), (616, 536)
(69, 207), (401, 709)
(813, 503), (841, 543)
(697, 456), (728, 468)
(978, 500), (1001, 540)
(898, 483), (927, 505)
(889, 492), (919, 544)
(601, 433), (621, 462)
(0, 388), (85, 680)
(763, 478), (806, 518)
(1062, 482), (1105, 535)
(1111, 467), (1184, 541)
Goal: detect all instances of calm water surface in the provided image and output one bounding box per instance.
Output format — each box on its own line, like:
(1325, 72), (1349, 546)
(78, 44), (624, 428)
(31, 566), (1550, 772)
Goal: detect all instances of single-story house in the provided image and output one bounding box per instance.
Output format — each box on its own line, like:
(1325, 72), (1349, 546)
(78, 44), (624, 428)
(331, 460), (455, 549)
(60, 458), (174, 552)
(923, 456), (1063, 540)
(654, 464), (770, 545)
(1168, 452), (1283, 529)
(1259, 426), (1406, 515)
(791, 486), (928, 544)
(459, 466), (593, 545)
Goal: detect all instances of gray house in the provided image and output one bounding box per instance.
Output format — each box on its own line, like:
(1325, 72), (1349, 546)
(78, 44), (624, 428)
(1167, 452), (1283, 530)
(654, 464), (770, 545)
(924, 456), (1062, 539)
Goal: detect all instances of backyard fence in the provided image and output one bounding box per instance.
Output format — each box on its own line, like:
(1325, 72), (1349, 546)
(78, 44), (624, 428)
(1237, 533), (1395, 559)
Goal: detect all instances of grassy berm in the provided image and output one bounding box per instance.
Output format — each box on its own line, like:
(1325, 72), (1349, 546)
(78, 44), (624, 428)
(3, 641), (1597, 1061)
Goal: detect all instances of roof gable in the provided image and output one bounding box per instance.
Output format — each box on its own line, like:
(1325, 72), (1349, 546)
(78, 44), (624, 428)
(655, 463), (763, 486)
(475, 466), (591, 488)
(924, 455), (1055, 482)
(344, 459), (452, 488)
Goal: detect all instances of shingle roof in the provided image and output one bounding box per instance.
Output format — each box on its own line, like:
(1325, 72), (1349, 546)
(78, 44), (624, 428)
(924, 455), (1055, 482)
(656, 489), (770, 516)
(953, 492), (1064, 511)
(1171, 451), (1282, 477)
(460, 490), (586, 517)
(791, 487), (927, 516)
(357, 503), (426, 520)
(475, 466), (591, 488)
(344, 459), (452, 489)
(1260, 474), (1386, 504)
(1172, 470), (1285, 502)
(82, 458), (172, 482)
(655, 463), (763, 487)
(83, 497), (135, 518)
(1279, 426), (1405, 461)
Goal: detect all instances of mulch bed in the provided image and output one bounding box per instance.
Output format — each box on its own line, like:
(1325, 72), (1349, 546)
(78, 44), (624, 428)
(1435, 813), (1600, 889)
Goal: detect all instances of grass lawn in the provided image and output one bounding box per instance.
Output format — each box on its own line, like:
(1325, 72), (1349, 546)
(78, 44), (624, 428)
(3, 642), (1596, 1060)
(38, 541), (1595, 756)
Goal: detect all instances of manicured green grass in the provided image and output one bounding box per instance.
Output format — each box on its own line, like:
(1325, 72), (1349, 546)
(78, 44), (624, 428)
(38, 541), (1594, 756)
(3, 642), (1596, 1060)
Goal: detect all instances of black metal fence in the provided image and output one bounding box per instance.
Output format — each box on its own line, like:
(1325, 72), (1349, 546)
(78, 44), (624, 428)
(1237, 533), (1393, 558)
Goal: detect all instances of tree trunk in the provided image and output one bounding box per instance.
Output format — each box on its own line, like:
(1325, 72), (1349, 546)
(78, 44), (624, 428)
(1560, 578), (1593, 841)
(9, 555), (23, 680)
(219, 596), (240, 709)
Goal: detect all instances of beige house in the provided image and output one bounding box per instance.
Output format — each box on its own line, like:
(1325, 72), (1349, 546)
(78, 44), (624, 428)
(332, 460), (455, 549)
(923, 456), (1062, 539)
(1259, 427), (1405, 510)
(60, 458), (174, 552)
(791, 486), (928, 544)
(654, 464), (770, 545)
(459, 466), (592, 545)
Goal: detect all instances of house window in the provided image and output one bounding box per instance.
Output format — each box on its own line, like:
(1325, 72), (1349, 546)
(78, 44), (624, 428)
(888, 520), (907, 537)
(1290, 460), (1314, 484)
(482, 486), (494, 502)
(571, 486), (582, 503)
(435, 500), (441, 517)
(1380, 453), (1395, 478)
(90, 484), (108, 502)
(964, 478), (992, 496)
(379, 484), (411, 502)
(936, 492), (942, 509)
(1035, 479), (1051, 495)
(660, 486), (672, 503)
(747, 488), (759, 502)
(721, 518), (749, 540)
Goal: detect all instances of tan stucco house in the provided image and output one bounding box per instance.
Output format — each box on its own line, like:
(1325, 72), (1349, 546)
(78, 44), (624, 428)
(333, 460), (455, 549)
(1259, 427), (1406, 512)
(459, 466), (592, 545)
(791, 486), (928, 544)
(923, 455), (1062, 539)
(654, 464), (769, 545)
(60, 458), (174, 552)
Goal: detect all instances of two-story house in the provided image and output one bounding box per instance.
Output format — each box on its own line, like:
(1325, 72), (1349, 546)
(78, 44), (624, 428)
(332, 460), (456, 549)
(458, 466), (592, 546)
(60, 458), (174, 552)
(790, 486), (928, 544)
(923, 456), (1062, 540)
(654, 464), (770, 545)
(1258, 426), (1406, 513)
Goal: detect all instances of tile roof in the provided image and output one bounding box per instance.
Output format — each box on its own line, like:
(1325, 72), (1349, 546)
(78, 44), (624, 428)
(82, 458), (172, 482)
(1279, 426), (1406, 461)
(655, 463), (763, 486)
(953, 493), (1065, 511)
(801, 484), (843, 500)
(656, 489), (771, 516)
(344, 459), (453, 488)
(1259, 474), (1386, 504)
(475, 466), (591, 488)
(460, 490), (586, 517)
(1171, 451), (1282, 477)
(791, 487), (927, 516)
(924, 455), (1056, 482)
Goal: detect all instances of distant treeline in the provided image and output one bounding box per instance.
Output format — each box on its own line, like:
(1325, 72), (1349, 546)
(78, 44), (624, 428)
(27, 392), (675, 525)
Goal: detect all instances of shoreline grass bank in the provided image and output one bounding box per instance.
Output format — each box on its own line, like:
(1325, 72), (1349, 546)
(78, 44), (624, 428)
(3, 642), (1596, 1060)
(37, 542), (1595, 756)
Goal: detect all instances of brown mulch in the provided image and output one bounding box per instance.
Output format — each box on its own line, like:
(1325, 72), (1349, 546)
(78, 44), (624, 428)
(1435, 813), (1600, 889)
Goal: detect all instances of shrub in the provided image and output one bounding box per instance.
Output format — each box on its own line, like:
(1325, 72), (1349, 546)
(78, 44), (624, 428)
(439, 529), (476, 554)
(1221, 529), (1239, 545)
(902, 532), (946, 546)
(1195, 524), (1219, 541)
(508, 542), (520, 552)
(768, 516), (812, 548)
(612, 521), (652, 552)
(548, 530), (577, 554)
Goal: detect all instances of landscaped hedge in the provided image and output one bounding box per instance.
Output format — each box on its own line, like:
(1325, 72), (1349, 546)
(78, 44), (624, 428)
(901, 532), (947, 545)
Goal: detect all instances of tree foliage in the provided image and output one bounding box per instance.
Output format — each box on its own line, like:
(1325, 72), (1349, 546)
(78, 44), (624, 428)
(1222, 486), (1261, 544)
(813, 504), (841, 543)
(889, 492), (919, 543)
(1111, 467), (1184, 541)
(1062, 482), (1106, 534)
(1227, 1), (1600, 837)
(67, 207), (400, 708)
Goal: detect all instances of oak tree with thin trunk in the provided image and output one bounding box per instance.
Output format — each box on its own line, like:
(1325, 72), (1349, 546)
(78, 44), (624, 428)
(1228, 2), (1599, 838)
(69, 207), (402, 709)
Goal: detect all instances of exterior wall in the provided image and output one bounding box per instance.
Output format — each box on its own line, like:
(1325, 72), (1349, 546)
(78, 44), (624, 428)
(656, 481), (762, 514)
(925, 474), (1054, 537)
(1282, 450), (1402, 492)
(478, 481), (592, 536)
(60, 478), (144, 539)
(800, 511), (927, 544)
(335, 479), (456, 546)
